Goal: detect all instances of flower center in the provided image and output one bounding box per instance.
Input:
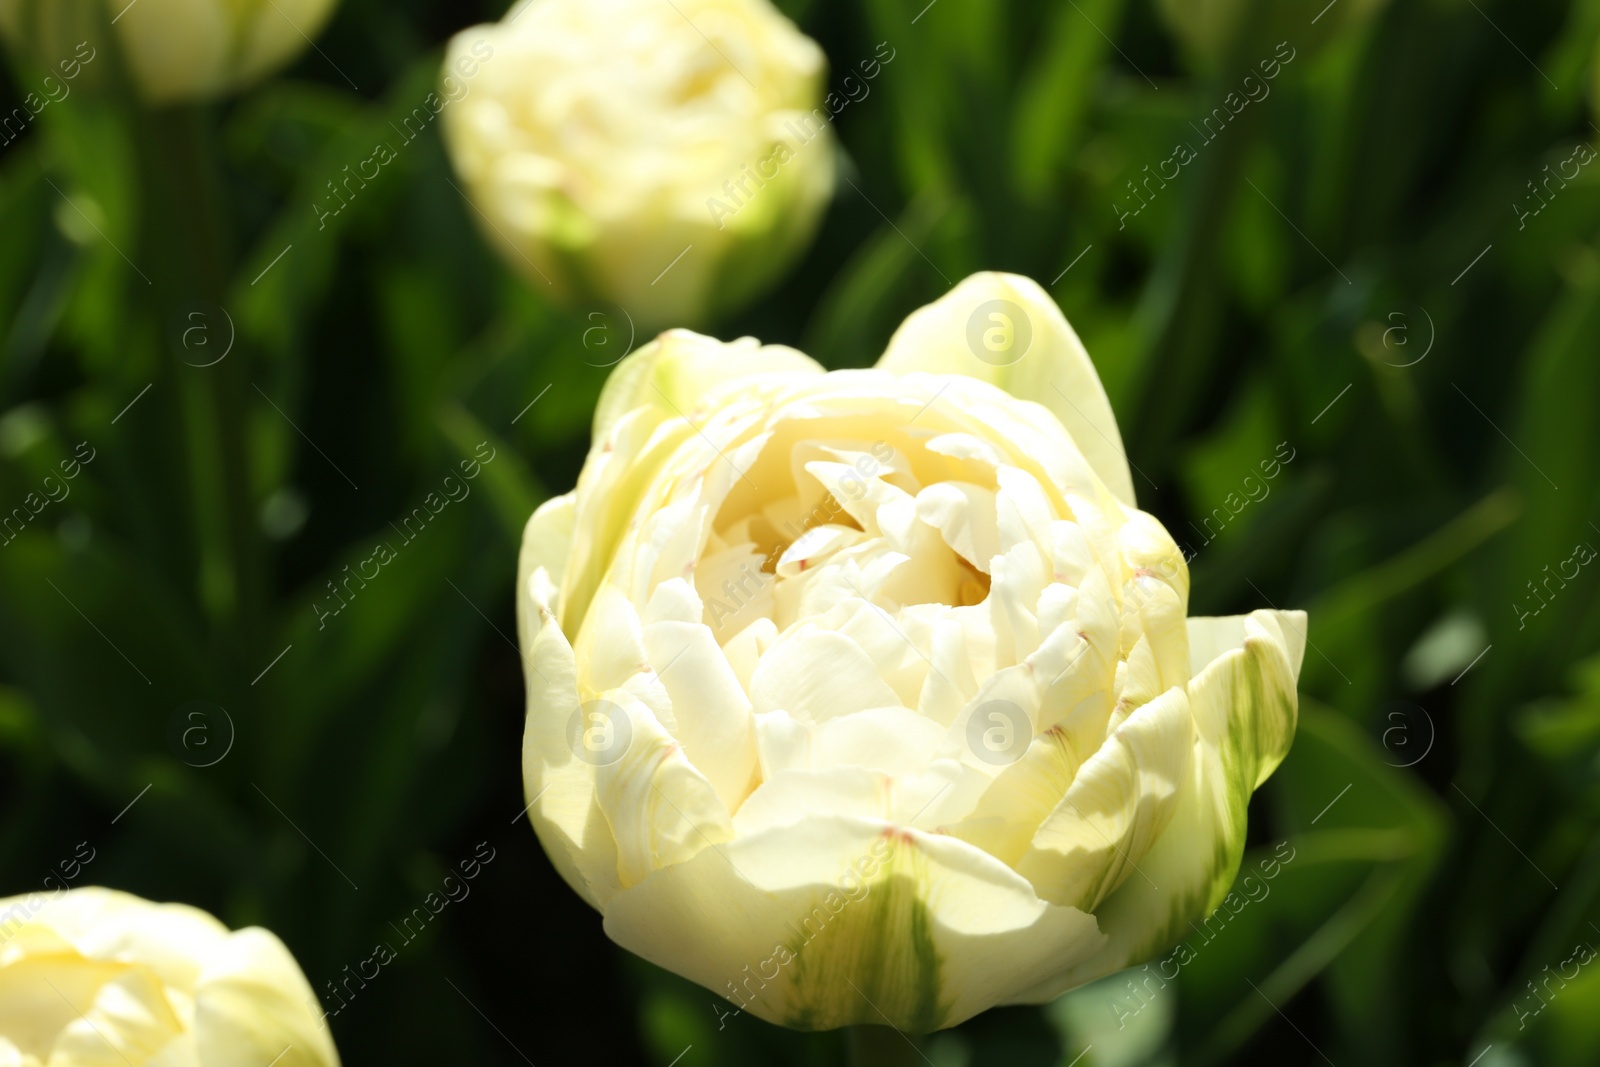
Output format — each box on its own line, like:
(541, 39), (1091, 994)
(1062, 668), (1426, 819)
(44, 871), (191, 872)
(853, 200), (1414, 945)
(697, 426), (1008, 648)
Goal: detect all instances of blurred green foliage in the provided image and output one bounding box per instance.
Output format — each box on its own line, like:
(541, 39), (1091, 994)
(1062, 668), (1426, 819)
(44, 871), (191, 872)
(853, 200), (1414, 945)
(2, 0), (1600, 1064)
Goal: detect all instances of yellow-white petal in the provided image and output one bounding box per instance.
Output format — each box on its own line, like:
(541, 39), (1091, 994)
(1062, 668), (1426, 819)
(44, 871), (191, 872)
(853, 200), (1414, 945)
(601, 817), (1104, 1031)
(1, 889), (229, 994)
(946, 724), (1082, 866)
(594, 696), (734, 888)
(48, 968), (185, 1067)
(1016, 610), (1303, 1000)
(517, 493), (576, 617)
(1016, 685), (1192, 910)
(193, 928), (339, 1067)
(641, 619), (758, 810)
(593, 330), (823, 447)
(877, 273), (1136, 507)
(750, 627), (902, 722)
(516, 568), (623, 910)
(1187, 610), (1308, 680)
(0, 956), (127, 1061)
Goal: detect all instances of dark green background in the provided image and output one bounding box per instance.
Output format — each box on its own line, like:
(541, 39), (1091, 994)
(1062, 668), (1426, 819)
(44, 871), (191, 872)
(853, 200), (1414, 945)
(3, 0), (1599, 1064)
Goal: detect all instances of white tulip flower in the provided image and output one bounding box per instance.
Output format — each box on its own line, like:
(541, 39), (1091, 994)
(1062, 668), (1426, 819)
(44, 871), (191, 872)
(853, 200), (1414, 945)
(516, 273), (1306, 1031)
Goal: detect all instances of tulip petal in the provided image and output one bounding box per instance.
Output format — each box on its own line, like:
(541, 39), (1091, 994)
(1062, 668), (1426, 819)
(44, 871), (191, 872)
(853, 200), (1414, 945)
(1017, 685), (1192, 911)
(560, 403), (699, 633)
(876, 273), (1137, 507)
(810, 707), (956, 774)
(0, 1035), (34, 1067)
(593, 330), (823, 447)
(516, 568), (624, 910)
(49, 967), (185, 1067)
(0, 955), (128, 1060)
(749, 627), (902, 722)
(642, 619), (758, 810)
(517, 493), (577, 616)
(594, 697), (735, 888)
(732, 764), (979, 835)
(1013, 610), (1302, 1000)
(0, 889), (229, 994)
(193, 928), (339, 1067)
(946, 724), (1081, 866)
(0, 891), (331, 1067)
(1187, 610), (1308, 681)
(915, 482), (1001, 574)
(601, 817), (1104, 1031)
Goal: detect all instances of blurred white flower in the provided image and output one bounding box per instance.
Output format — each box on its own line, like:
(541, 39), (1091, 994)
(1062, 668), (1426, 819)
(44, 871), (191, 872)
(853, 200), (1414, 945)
(0, 887), (339, 1066)
(440, 0), (836, 329)
(0, 0), (340, 103)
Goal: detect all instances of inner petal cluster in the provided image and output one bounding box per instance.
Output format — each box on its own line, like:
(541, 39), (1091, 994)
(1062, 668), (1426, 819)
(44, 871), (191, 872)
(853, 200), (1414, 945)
(573, 370), (1192, 908)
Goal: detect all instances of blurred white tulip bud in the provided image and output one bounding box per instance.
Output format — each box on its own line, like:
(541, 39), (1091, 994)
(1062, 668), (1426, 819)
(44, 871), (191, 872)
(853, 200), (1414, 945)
(0, 0), (340, 103)
(440, 0), (837, 329)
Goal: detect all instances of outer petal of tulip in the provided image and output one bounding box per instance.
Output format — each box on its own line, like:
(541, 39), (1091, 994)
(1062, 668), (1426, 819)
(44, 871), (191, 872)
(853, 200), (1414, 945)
(193, 929), (339, 1067)
(876, 272), (1137, 507)
(593, 330), (823, 446)
(602, 816), (1105, 1031)
(516, 500), (623, 910)
(1010, 609), (1305, 999)
(116, 0), (338, 102)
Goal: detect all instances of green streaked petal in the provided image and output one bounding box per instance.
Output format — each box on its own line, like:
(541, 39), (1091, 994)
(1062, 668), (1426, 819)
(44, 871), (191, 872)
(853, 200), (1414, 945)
(1186, 610), (1308, 682)
(601, 817), (1103, 1032)
(1009, 609), (1303, 1002)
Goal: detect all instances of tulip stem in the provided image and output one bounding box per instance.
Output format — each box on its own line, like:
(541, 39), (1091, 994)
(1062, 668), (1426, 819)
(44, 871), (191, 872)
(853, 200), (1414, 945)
(134, 102), (260, 653)
(845, 1025), (928, 1067)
